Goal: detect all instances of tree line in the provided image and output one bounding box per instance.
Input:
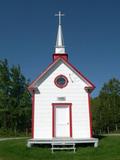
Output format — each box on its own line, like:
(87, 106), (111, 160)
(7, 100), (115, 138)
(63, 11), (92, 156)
(0, 59), (31, 136)
(91, 78), (120, 134)
(0, 59), (120, 136)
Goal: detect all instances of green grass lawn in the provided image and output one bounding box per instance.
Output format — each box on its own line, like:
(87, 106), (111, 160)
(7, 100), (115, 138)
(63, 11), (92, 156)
(0, 136), (120, 160)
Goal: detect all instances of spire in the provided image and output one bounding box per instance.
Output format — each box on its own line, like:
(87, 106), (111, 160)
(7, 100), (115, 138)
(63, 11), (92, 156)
(55, 11), (65, 54)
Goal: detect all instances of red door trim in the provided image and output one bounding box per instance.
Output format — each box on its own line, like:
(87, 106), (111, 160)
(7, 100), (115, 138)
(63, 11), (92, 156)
(69, 105), (72, 137)
(52, 103), (72, 138)
(52, 105), (55, 137)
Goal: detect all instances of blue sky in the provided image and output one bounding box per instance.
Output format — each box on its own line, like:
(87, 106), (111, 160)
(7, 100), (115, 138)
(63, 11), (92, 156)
(0, 0), (120, 97)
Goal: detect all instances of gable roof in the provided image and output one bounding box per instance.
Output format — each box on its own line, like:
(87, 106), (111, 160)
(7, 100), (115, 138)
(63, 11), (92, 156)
(28, 58), (95, 92)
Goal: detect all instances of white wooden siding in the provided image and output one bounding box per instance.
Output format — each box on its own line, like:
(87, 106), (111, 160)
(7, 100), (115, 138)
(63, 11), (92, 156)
(34, 62), (91, 139)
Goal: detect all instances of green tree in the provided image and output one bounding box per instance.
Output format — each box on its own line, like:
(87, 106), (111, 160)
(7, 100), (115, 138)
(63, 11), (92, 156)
(91, 97), (103, 134)
(92, 78), (120, 134)
(10, 65), (31, 134)
(0, 59), (31, 135)
(99, 78), (120, 133)
(0, 59), (10, 129)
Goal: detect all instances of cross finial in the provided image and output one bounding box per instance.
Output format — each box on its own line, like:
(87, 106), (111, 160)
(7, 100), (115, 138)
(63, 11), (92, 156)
(55, 11), (64, 25)
(54, 11), (65, 54)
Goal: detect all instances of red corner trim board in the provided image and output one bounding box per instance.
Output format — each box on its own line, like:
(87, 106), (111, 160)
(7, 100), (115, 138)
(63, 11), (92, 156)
(88, 93), (92, 138)
(32, 91), (35, 139)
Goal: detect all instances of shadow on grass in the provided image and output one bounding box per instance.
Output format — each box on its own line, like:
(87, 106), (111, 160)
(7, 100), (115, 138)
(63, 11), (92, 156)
(93, 134), (106, 140)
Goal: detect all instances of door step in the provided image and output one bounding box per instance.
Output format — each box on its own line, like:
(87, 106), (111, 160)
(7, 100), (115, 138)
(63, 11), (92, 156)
(51, 142), (76, 153)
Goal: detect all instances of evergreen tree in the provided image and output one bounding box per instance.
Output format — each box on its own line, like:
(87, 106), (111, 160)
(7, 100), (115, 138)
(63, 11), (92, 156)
(92, 78), (120, 134)
(10, 65), (31, 133)
(99, 78), (120, 133)
(0, 59), (31, 135)
(0, 59), (10, 129)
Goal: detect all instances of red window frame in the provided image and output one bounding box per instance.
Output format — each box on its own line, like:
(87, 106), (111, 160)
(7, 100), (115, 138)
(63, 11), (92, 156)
(54, 74), (68, 89)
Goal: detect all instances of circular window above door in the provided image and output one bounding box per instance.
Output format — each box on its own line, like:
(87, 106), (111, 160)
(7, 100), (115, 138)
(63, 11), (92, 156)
(54, 75), (68, 88)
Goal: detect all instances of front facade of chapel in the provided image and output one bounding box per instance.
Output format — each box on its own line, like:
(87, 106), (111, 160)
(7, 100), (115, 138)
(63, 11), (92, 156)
(27, 12), (98, 147)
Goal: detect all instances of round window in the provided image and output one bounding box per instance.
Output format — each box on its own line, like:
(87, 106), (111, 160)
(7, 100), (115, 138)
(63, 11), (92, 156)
(54, 75), (68, 88)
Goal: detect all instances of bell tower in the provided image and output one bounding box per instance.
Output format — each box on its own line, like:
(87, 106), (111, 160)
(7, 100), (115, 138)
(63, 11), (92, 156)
(53, 11), (68, 61)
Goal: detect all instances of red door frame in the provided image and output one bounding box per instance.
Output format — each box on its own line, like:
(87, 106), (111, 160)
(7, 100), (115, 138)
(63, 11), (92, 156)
(52, 103), (72, 138)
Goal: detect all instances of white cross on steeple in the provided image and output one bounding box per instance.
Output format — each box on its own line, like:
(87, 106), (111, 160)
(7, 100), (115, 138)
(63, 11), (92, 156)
(55, 11), (65, 54)
(55, 11), (64, 25)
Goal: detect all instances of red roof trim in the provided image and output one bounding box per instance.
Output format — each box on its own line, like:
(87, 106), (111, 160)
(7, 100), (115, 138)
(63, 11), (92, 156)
(28, 58), (60, 91)
(65, 60), (95, 89)
(28, 58), (95, 91)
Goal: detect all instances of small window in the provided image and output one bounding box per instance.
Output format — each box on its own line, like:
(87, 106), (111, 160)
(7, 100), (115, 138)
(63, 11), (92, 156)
(54, 75), (68, 88)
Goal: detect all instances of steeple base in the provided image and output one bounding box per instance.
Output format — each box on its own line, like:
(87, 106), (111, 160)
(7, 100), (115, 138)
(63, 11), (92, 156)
(53, 53), (68, 61)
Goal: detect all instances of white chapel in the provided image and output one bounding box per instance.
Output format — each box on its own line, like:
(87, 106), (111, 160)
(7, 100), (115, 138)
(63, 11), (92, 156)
(27, 11), (98, 151)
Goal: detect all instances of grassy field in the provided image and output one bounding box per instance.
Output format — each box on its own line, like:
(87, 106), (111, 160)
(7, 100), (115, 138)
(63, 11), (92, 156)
(0, 136), (120, 160)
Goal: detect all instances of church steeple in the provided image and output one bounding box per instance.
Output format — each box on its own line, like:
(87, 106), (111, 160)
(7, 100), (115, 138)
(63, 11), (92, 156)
(55, 11), (65, 54)
(53, 11), (68, 61)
